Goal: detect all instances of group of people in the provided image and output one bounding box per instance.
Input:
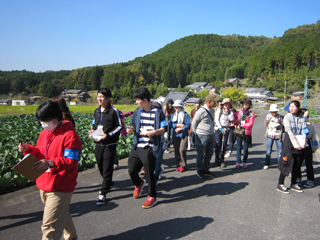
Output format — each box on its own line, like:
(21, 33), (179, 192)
(16, 86), (318, 239)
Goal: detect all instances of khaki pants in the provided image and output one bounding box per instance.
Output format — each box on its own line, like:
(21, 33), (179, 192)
(40, 190), (77, 240)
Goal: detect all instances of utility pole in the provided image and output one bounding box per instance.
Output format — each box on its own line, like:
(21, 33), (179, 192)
(304, 76), (308, 109)
(284, 81), (287, 107)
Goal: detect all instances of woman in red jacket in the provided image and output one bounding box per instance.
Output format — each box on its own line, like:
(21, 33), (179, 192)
(18, 101), (82, 240)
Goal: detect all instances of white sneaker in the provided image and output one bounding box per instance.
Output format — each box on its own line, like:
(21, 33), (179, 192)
(164, 150), (171, 154)
(113, 164), (118, 170)
(263, 165), (269, 170)
(224, 151), (232, 158)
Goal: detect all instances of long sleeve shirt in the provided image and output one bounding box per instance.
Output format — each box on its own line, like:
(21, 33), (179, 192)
(192, 105), (214, 135)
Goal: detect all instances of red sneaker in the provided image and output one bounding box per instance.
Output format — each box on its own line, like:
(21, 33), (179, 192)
(133, 179), (146, 198)
(179, 166), (185, 172)
(176, 166), (181, 171)
(142, 196), (157, 209)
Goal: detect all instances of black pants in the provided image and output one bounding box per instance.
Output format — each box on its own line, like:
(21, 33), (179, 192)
(128, 147), (156, 197)
(95, 144), (116, 195)
(278, 152), (303, 185)
(299, 141), (314, 181)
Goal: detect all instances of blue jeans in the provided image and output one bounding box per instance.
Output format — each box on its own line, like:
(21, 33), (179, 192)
(229, 127), (235, 151)
(236, 135), (250, 163)
(154, 142), (164, 179)
(265, 137), (282, 166)
(195, 133), (214, 172)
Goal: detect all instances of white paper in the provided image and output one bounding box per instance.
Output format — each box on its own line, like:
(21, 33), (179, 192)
(295, 135), (309, 148)
(90, 127), (105, 141)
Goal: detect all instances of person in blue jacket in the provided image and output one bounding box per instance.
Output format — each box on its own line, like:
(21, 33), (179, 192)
(170, 100), (191, 172)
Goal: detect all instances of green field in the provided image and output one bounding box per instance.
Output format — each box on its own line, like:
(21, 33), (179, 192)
(0, 104), (137, 116)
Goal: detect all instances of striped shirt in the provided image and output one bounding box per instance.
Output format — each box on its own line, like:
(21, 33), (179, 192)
(137, 108), (157, 149)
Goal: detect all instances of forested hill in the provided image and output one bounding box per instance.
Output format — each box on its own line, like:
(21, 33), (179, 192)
(1, 21), (319, 101)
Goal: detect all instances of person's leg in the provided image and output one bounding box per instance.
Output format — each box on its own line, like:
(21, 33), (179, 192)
(229, 127), (234, 152)
(128, 149), (144, 186)
(179, 135), (188, 167)
(100, 145), (116, 195)
(203, 134), (214, 172)
(40, 190), (76, 240)
(278, 172), (286, 184)
(265, 137), (274, 166)
(221, 130), (229, 162)
(304, 145), (315, 181)
(243, 135), (251, 163)
(154, 143), (164, 179)
(215, 130), (222, 164)
(173, 135), (182, 167)
(275, 139), (282, 163)
(140, 148), (157, 197)
(94, 145), (104, 177)
(195, 134), (206, 172)
(236, 136), (242, 164)
(291, 153), (302, 185)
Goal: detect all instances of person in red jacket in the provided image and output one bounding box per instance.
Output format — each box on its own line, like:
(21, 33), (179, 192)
(18, 101), (82, 240)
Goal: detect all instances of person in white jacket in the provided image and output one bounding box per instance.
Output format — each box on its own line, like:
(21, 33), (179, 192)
(214, 98), (234, 168)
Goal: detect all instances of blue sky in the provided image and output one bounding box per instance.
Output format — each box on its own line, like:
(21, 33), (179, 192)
(0, 0), (319, 72)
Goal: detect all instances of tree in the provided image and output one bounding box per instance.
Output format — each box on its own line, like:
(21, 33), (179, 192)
(222, 87), (246, 103)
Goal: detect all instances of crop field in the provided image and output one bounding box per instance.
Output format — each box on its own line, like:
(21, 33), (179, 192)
(0, 112), (133, 194)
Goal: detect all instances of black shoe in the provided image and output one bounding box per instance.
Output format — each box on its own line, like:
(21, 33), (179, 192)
(197, 171), (206, 179)
(276, 184), (290, 194)
(290, 183), (304, 193)
(110, 182), (115, 189)
(202, 170), (215, 177)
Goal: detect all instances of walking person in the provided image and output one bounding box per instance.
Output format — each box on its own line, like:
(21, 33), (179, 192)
(192, 94), (217, 179)
(263, 104), (284, 169)
(163, 98), (175, 153)
(234, 98), (255, 169)
(88, 88), (122, 206)
(18, 101), (82, 240)
(214, 98), (234, 168)
(126, 87), (167, 208)
(276, 101), (308, 193)
(170, 100), (191, 172)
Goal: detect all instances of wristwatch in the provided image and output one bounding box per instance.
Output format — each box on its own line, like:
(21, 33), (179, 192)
(49, 160), (53, 168)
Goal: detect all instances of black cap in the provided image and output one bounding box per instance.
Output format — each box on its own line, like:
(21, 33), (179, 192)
(167, 98), (174, 104)
(217, 97), (223, 103)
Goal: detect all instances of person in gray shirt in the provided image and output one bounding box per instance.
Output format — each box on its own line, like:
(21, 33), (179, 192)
(192, 94), (217, 179)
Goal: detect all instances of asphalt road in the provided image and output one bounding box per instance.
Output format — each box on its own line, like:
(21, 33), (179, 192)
(1, 110), (320, 240)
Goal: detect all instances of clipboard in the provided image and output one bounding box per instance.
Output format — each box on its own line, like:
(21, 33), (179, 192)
(12, 154), (46, 182)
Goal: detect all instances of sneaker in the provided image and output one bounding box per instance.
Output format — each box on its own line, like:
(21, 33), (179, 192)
(140, 169), (145, 175)
(235, 163), (241, 169)
(110, 182), (115, 189)
(304, 180), (315, 188)
(242, 162), (248, 169)
(113, 164), (119, 170)
(97, 193), (106, 206)
(176, 166), (181, 171)
(263, 165), (269, 170)
(159, 168), (164, 180)
(290, 183), (304, 193)
(276, 184), (290, 194)
(220, 162), (227, 168)
(133, 179), (146, 198)
(164, 149), (171, 154)
(142, 196), (157, 209)
(224, 151), (231, 158)
(197, 171), (206, 179)
(179, 166), (185, 172)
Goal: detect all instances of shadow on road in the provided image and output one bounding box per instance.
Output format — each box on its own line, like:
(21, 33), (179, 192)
(93, 216), (214, 240)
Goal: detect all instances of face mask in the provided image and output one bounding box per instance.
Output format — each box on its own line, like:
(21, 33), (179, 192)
(41, 121), (57, 131)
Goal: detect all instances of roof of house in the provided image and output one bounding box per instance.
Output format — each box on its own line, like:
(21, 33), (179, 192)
(185, 98), (201, 104)
(63, 89), (82, 94)
(186, 85), (200, 90)
(192, 82), (208, 87)
(244, 88), (267, 94)
(164, 92), (190, 104)
(0, 99), (10, 103)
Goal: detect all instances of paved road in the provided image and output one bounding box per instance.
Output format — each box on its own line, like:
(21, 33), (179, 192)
(1, 110), (320, 240)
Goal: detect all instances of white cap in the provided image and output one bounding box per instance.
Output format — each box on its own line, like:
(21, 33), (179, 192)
(269, 104), (279, 112)
(172, 100), (184, 108)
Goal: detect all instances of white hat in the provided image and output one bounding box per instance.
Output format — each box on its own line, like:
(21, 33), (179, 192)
(269, 104), (279, 112)
(222, 98), (232, 104)
(172, 100), (184, 108)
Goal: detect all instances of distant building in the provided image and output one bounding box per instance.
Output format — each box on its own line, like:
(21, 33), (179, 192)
(291, 92), (304, 100)
(185, 98), (201, 105)
(244, 88), (277, 101)
(164, 92), (190, 104)
(0, 99), (11, 105)
(224, 78), (238, 85)
(186, 82), (213, 93)
(12, 100), (26, 106)
(60, 89), (90, 102)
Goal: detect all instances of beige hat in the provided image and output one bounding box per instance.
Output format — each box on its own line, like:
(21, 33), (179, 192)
(269, 104), (279, 112)
(222, 98), (232, 104)
(205, 94), (218, 102)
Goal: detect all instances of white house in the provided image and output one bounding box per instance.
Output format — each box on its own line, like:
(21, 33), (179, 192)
(12, 100), (26, 106)
(244, 88), (274, 101)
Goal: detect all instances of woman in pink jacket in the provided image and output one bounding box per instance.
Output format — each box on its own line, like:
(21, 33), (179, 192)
(234, 98), (255, 169)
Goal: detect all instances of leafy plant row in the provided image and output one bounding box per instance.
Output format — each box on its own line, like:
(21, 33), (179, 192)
(0, 113), (133, 193)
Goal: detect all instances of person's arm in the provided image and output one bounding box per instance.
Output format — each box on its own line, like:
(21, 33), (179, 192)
(242, 111), (255, 129)
(215, 108), (222, 129)
(182, 113), (191, 131)
(283, 114), (301, 149)
(192, 109), (203, 133)
(127, 109), (137, 134)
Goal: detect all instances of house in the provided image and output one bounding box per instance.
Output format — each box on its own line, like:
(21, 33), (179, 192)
(0, 99), (11, 105)
(186, 82), (212, 93)
(12, 100), (26, 106)
(209, 88), (216, 94)
(244, 88), (276, 101)
(184, 98), (201, 105)
(164, 92), (190, 105)
(224, 78), (238, 85)
(61, 89), (90, 102)
(291, 92), (304, 100)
